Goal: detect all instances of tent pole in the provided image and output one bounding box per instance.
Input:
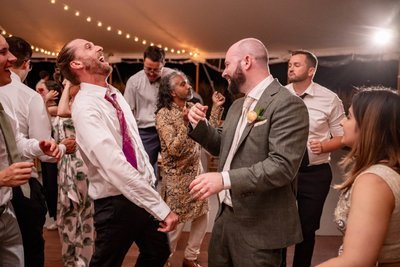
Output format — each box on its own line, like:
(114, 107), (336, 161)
(195, 63), (199, 93)
(398, 57), (400, 94)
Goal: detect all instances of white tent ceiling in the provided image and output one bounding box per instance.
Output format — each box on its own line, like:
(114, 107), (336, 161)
(2, 0), (399, 62)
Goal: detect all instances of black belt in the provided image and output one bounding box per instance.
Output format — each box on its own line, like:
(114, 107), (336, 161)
(138, 126), (157, 133)
(0, 203), (6, 215)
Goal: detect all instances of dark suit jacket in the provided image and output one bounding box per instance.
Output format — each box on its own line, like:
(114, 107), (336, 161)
(189, 79), (309, 249)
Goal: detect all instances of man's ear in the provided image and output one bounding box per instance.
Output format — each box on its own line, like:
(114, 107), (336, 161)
(308, 67), (316, 78)
(241, 55), (252, 70)
(70, 60), (83, 70)
(22, 60), (30, 71)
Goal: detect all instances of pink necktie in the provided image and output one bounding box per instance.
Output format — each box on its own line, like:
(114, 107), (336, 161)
(104, 91), (138, 169)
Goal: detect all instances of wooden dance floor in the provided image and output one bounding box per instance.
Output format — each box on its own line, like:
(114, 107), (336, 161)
(44, 229), (341, 266)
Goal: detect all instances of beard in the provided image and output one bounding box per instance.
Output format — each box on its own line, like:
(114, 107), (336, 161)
(83, 57), (112, 77)
(288, 71), (308, 83)
(227, 65), (246, 95)
(175, 89), (193, 101)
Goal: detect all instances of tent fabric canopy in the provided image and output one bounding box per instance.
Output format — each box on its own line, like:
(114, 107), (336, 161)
(2, 0), (399, 62)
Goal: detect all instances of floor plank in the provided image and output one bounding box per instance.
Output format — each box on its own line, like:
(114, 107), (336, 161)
(44, 229), (341, 267)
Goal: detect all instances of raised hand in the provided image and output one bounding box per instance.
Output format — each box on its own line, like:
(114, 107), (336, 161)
(188, 103), (208, 126)
(212, 91), (225, 108)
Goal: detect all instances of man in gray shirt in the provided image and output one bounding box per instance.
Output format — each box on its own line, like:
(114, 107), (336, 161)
(124, 46), (173, 177)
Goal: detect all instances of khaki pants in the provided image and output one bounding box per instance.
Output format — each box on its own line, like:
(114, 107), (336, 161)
(168, 212), (209, 260)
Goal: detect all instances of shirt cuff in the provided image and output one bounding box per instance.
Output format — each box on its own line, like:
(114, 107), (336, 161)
(221, 171), (231, 189)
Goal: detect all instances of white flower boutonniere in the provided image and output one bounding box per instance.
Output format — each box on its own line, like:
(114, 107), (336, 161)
(246, 107), (266, 123)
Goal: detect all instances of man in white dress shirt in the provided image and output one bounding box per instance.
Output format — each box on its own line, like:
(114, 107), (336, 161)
(56, 38), (178, 267)
(0, 34), (61, 267)
(284, 50), (345, 267)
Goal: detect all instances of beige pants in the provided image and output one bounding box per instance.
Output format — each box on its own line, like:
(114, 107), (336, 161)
(168, 212), (209, 260)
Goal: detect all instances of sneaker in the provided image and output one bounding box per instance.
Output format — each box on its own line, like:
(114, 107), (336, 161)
(45, 222), (57, 230)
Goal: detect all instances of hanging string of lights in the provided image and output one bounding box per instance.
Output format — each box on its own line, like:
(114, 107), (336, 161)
(49, 0), (199, 58)
(1, 0), (201, 59)
(0, 26), (59, 57)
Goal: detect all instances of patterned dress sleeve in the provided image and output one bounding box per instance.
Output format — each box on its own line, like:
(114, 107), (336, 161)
(209, 105), (223, 128)
(156, 107), (193, 157)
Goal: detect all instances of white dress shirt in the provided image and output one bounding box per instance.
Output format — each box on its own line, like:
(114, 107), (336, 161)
(0, 102), (46, 205)
(0, 71), (56, 178)
(72, 83), (170, 221)
(286, 82), (345, 165)
(221, 75), (275, 206)
(124, 68), (173, 128)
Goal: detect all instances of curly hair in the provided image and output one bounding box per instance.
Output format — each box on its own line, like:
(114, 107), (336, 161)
(155, 70), (187, 114)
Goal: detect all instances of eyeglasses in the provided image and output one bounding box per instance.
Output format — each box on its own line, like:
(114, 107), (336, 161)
(143, 66), (163, 74)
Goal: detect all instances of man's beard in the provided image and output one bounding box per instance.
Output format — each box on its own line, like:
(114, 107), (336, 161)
(288, 71), (308, 83)
(84, 57), (112, 77)
(227, 65), (246, 95)
(176, 89), (193, 101)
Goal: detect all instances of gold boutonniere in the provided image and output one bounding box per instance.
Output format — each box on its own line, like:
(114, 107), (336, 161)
(246, 107), (266, 123)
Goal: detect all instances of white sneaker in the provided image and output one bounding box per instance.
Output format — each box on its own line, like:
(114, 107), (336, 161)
(44, 214), (57, 230)
(46, 222), (57, 230)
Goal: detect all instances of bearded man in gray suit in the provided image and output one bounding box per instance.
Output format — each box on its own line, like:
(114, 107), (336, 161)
(188, 38), (309, 267)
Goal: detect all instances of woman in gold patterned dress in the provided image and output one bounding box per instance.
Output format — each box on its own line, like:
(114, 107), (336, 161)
(155, 70), (225, 267)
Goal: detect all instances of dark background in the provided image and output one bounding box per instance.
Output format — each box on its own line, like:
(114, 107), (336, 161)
(28, 56), (399, 117)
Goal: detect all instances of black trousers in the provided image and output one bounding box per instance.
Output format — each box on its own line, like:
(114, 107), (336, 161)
(89, 195), (170, 267)
(292, 163), (332, 267)
(40, 162), (58, 218)
(138, 127), (160, 178)
(11, 178), (47, 267)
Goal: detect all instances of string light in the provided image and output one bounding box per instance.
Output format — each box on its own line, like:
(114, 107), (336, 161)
(44, 0), (196, 58)
(1, 26), (58, 57)
(5, 1), (200, 59)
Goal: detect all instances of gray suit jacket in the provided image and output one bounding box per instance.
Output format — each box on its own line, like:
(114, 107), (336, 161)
(189, 79), (309, 249)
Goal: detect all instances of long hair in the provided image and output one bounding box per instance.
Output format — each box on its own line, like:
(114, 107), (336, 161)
(336, 88), (400, 190)
(155, 70), (186, 113)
